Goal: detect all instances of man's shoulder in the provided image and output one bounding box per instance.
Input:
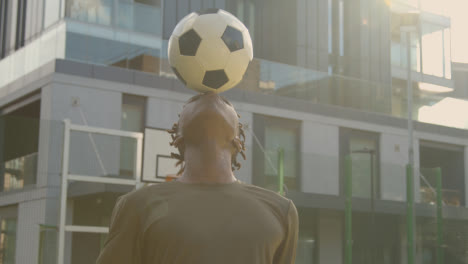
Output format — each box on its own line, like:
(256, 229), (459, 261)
(117, 182), (174, 205)
(238, 181), (292, 211)
(118, 181), (291, 213)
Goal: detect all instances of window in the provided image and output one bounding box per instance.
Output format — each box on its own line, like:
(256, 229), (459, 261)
(390, 12), (421, 72)
(253, 114), (301, 192)
(339, 128), (380, 198)
(119, 94), (146, 177)
(0, 218), (16, 264)
(226, 0), (296, 65)
(296, 208), (318, 264)
(351, 213), (400, 264)
(419, 140), (465, 207)
(0, 94), (41, 192)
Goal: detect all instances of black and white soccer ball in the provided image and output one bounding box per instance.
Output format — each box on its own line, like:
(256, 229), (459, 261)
(168, 8), (253, 93)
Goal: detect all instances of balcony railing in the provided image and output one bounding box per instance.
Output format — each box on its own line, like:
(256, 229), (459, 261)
(65, 0), (162, 35)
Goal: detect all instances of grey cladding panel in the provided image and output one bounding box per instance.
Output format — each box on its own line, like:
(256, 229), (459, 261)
(163, 0), (177, 39)
(190, 0), (203, 12)
(214, 0), (225, 9)
(177, 0), (190, 21)
(202, 0), (214, 9)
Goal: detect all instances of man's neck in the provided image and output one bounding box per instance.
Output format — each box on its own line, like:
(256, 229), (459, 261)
(179, 142), (237, 183)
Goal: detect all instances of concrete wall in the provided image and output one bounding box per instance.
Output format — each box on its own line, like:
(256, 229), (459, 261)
(16, 199), (46, 264)
(301, 121), (339, 195)
(380, 133), (409, 201)
(45, 83), (123, 186)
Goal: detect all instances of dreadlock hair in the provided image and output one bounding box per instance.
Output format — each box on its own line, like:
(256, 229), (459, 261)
(166, 92), (246, 176)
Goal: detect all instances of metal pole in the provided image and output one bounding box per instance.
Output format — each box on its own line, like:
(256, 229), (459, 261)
(406, 30), (416, 264)
(135, 135), (143, 189)
(278, 147), (284, 196)
(57, 119), (71, 264)
(406, 164), (415, 264)
(370, 151), (375, 264)
(435, 167), (444, 264)
(345, 155), (353, 264)
(406, 33), (414, 178)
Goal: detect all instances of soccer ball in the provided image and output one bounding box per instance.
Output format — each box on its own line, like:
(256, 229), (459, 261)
(168, 8), (253, 93)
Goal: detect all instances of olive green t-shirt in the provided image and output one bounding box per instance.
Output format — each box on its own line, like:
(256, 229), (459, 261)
(96, 179), (299, 264)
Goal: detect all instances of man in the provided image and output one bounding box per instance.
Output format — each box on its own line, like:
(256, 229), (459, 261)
(96, 91), (299, 264)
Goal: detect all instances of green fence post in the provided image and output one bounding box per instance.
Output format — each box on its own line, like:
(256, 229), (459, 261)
(407, 164), (414, 264)
(278, 147), (284, 196)
(435, 167), (444, 264)
(345, 155), (352, 264)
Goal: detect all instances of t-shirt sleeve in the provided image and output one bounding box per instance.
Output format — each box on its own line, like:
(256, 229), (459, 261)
(96, 194), (141, 264)
(273, 199), (299, 264)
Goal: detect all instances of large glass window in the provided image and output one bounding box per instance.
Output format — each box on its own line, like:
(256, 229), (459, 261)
(340, 128), (380, 198)
(0, 97), (40, 192)
(391, 12), (421, 72)
(66, 0), (162, 35)
(226, 0), (296, 65)
(0, 218), (16, 264)
(120, 94), (146, 177)
(351, 213), (400, 264)
(66, 0), (113, 26)
(296, 208), (318, 264)
(253, 114), (301, 192)
(419, 140), (465, 207)
(391, 12), (451, 79)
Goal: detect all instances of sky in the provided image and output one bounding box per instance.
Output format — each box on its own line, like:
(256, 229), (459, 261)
(434, 0), (468, 63)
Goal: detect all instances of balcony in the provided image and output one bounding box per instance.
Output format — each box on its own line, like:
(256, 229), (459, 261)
(2, 153), (38, 192)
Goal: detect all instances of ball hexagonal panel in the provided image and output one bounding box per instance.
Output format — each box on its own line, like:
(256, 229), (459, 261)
(193, 14), (228, 39)
(178, 29), (202, 56)
(172, 12), (199, 37)
(203, 70), (229, 89)
(195, 38), (230, 70)
(222, 26), (244, 52)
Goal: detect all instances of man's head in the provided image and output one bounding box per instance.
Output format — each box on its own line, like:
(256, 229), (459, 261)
(167, 92), (246, 174)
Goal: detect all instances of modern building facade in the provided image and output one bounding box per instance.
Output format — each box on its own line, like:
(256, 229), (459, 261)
(0, 0), (467, 264)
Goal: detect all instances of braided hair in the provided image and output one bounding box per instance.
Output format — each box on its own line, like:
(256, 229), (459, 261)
(166, 92), (246, 175)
